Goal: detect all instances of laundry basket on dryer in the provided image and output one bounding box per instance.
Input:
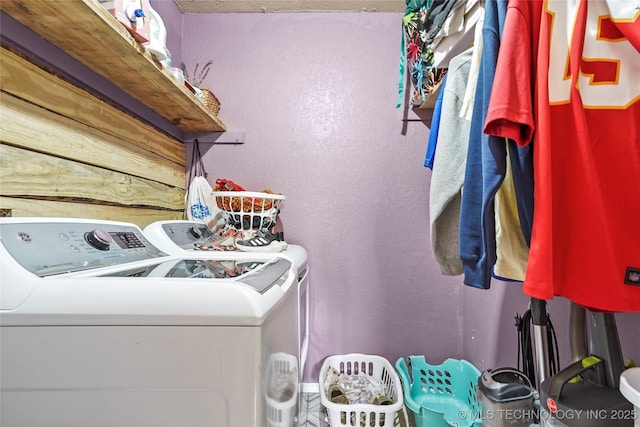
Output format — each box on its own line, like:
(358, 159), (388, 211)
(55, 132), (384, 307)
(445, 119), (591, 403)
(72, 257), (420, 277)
(212, 191), (285, 233)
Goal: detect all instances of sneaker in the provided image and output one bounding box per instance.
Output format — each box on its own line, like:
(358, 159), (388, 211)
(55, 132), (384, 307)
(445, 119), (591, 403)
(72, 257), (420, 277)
(236, 230), (287, 252)
(193, 228), (241, 251)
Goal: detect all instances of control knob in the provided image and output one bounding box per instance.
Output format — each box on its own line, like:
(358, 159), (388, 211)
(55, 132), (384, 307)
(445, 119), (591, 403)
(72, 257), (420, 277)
(189, 226), (203, 239)
(85, 229), (112, 251)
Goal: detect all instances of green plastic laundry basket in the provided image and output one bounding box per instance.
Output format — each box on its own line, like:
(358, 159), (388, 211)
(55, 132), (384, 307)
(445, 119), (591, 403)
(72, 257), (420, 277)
(395, 356), (482, 427)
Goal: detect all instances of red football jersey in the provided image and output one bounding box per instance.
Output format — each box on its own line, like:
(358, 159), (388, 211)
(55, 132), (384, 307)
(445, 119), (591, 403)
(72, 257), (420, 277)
(485, 0), (640, 311)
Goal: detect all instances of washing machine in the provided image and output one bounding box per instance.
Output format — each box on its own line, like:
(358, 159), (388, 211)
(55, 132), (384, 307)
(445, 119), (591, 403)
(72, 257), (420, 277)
(143, 220), (310, 382)
(0, 217), (299, 427)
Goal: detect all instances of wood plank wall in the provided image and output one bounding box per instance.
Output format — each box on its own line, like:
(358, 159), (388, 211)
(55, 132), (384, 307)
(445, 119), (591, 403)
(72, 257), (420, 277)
(0, 47), (186, 228)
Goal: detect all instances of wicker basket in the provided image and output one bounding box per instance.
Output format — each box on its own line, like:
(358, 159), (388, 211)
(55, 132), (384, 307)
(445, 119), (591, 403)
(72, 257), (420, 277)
(200, 88), (220, 115)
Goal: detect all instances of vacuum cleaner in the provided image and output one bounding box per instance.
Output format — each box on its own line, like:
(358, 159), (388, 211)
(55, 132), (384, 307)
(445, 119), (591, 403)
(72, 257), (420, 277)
(539, 307), (633, 426)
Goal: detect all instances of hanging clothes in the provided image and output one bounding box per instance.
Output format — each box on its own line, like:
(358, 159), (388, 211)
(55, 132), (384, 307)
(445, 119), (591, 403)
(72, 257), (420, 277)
(429, 47), (474, 275)
(430, 0), (484, 69)
(458, 0), (509, 289)
(400, 0), (434, 105)
(423, 0), (462, 46)
(424, 73), (448, 169)
(421, 0), (534, 287)
(493, 139), (529, 281)
(400, 0), (457, 106)
(484, 0), (640, 311)
(459, 8), (484, 121)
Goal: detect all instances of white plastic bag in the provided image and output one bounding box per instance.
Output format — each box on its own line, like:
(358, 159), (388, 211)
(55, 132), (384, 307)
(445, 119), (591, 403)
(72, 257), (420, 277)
(184, 139), (220, 226)
(185, 176), (219, 221)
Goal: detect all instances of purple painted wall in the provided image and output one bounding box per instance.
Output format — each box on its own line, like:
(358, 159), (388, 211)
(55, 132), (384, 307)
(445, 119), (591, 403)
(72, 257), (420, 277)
(167, 10), (639, 381)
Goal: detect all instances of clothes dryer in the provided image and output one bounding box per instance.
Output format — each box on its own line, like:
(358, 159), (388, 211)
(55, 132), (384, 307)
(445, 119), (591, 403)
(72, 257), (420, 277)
(0, 218), (298, 427)
(143, 219), (310, 382)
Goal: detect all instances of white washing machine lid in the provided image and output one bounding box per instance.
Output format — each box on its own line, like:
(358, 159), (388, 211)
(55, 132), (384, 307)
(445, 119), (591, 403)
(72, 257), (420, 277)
(1, 218), (295, 326)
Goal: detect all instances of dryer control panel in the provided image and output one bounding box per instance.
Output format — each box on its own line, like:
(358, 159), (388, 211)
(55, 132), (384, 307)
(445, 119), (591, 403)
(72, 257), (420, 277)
(151, 221), (214, 250)
(0, 220), (167, 277)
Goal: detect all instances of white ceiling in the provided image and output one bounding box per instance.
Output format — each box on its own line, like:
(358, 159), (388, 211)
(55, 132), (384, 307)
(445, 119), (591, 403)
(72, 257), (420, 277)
(173, 0), (407, 13)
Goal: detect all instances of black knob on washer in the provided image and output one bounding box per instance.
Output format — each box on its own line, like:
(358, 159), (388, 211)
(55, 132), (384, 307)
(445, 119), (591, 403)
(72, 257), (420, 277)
(85, 229), (112, 251)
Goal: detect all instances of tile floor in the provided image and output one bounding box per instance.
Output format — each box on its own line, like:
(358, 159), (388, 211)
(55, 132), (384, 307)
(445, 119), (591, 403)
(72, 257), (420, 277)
(298, 391), (330, 427)
(297, 391), (413, 427)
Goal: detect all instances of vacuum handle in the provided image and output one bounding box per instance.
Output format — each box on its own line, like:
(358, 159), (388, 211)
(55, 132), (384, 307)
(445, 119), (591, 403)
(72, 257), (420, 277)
(530, 298), (548, 326)
(489, 367), (534, 389)
(547, 356), (606, 402)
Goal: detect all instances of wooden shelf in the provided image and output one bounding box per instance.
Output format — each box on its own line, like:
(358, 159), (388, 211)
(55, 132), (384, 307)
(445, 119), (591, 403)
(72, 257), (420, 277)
(0, 0), (226, 133)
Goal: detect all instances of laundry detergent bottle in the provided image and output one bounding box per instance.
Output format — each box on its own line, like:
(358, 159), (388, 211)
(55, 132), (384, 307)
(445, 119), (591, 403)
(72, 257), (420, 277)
(144, 0), (168, 62)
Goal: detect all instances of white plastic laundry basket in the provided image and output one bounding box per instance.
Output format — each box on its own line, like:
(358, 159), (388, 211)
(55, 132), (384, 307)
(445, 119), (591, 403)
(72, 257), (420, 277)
(212, 191), (285, 232)
(320, 353), (403, 427)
